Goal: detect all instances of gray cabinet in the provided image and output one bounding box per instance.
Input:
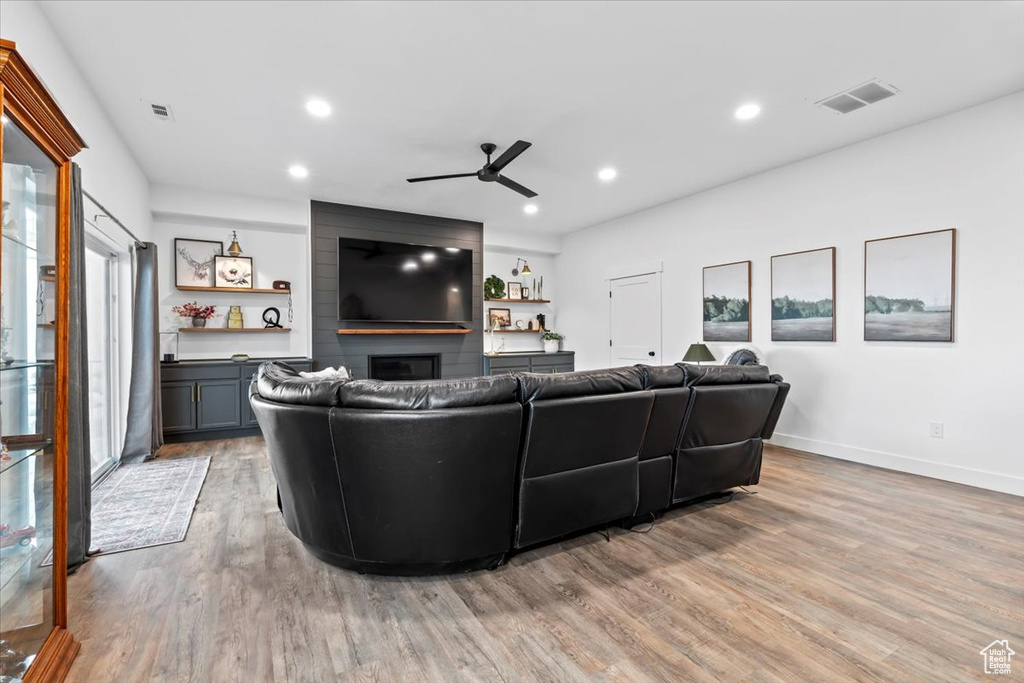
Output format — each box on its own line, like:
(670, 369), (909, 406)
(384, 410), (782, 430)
(195, 380), (242, 430)
(483, 351), (574, 376)
(162, 381), (197, 433)
(161, 358), (311, 442)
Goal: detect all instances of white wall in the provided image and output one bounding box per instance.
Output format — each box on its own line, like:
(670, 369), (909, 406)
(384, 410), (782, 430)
(151, 185), (310, 361)
(557, 92), (1024, 495)
(2, 0), (152, 240)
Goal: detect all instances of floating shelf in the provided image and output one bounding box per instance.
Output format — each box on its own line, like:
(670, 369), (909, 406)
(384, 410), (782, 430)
(176, 285), (291, 294)
(179, 327), (291, 334)
(337, 329), (472, 335)
(37, 323), (55, 329)
(41, 275), (56, 283)
(486, 329), (541, 334)
(485, 298), (551, 304)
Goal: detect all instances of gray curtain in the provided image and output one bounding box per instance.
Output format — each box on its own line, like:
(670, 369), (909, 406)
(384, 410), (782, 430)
(67, 163), (92, 571)
(120, 241), (163, 463)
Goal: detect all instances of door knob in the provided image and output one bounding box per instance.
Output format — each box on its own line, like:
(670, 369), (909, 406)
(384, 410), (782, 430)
(648, 351), (656, 357)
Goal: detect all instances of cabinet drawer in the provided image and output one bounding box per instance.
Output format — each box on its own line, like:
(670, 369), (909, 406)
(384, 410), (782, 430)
(162, 364), (242, 382)
(487, 356), (533, 369)
(530, 358), (575, 372)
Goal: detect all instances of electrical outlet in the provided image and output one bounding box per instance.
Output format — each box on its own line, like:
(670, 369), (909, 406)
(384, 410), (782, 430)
(930, 422), (944, 439)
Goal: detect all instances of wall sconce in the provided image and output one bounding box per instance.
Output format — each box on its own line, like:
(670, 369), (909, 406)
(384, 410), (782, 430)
(512, 258), (532, 276)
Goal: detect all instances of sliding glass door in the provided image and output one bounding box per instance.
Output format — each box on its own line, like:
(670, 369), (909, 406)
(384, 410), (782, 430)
(84, 239), (119, 480)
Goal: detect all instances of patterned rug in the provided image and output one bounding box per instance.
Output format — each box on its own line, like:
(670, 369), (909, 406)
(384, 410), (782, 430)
(46, 456), (210, 564)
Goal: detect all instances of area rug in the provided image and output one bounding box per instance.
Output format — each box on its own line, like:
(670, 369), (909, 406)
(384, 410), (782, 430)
(45, 456), (210, 564)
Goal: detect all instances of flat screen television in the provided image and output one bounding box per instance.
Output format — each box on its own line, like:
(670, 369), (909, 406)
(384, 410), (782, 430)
(337, 237), (474, 322)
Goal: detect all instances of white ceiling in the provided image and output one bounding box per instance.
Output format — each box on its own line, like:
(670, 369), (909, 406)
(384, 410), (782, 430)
(40, 1), (1024, 235)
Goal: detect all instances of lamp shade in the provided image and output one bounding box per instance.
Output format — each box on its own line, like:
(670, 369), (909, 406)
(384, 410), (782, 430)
(682, 343), (716, 363)
(521, 262), (532, 275)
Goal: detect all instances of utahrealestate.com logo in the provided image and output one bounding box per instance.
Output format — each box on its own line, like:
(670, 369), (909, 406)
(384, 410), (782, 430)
(980, 640), (1015, 675)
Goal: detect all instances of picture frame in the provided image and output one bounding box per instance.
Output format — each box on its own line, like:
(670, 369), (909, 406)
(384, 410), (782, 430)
(702, 260), (751, 342)
(488, 307), (511, 330)
(771, 247), (836, 342)
(507, 282), (523, 300)
(864, 228), (955, 342)
(521, 287), (531, 300)
(214, 255), (254, 289)
(174, 238), (223, 288)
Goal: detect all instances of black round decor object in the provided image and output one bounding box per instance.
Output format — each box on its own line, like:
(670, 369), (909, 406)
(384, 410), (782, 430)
(262, 307), (283, 329)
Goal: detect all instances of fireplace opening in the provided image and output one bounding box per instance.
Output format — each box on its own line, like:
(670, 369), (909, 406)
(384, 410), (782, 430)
(368, 354), (441, 381)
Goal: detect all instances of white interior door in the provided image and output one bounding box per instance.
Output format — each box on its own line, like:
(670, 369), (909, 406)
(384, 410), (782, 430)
(609, 272), (662, 366)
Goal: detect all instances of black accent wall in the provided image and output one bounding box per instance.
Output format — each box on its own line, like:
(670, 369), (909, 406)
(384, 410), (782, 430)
(311, 201), (484, 378)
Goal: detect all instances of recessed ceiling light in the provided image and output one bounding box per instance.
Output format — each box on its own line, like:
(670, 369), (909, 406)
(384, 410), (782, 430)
(421, 252), (436, 263)
(734, 103), (761, 121)
(288, 164), (309, 179)
(523, 204), (539, 215)
(305, 98), (332, 118)
(598, 167), (618, 182)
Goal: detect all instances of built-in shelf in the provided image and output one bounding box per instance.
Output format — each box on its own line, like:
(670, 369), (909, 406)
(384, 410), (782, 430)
(179, 327), (291, 334)
(176, 285), (291, 294)
(336, 329), (472, 335)
(486, 329), (542, 334)
(485, 298), (551, 304)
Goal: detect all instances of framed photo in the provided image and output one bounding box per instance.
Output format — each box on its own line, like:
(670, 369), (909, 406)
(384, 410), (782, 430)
(771, 247), (836, 342)
(488, 307), (511, 330)
(864, 228), (955, 342)
(214, 255), (254, 289)
(703, 261), (751, 342)
(507, 282), (523, 300)
(174, 238), (223, 288)
(521, 287), (531, 299)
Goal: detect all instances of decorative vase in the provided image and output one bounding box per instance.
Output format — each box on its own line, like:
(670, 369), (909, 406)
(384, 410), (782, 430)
(543, 339), (559, 354)
(191, 316), (206, 328)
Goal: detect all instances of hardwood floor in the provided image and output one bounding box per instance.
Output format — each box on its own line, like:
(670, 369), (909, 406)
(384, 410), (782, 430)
(64, 439), (1023, 682)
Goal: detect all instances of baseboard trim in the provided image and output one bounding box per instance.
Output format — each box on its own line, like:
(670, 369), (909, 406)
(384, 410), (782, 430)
(769, 433), (1024, 497)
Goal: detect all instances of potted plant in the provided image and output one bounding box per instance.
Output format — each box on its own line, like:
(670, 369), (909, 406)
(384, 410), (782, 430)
(172, 301), (216, 328)
(541, 331), (564, 354)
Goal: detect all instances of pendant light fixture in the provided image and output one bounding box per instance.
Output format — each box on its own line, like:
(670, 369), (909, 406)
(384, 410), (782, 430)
(226, 230), (243, 257)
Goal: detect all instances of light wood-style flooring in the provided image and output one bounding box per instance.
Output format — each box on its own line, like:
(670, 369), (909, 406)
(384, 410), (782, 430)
(65, 438), (1024, 682)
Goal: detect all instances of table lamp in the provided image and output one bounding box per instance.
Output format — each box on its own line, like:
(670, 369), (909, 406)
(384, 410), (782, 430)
(682, 343), (715, 365)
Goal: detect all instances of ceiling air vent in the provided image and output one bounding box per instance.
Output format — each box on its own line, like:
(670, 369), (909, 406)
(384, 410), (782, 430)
(150, 103), (174, 121)
(817, 79), (899, 115)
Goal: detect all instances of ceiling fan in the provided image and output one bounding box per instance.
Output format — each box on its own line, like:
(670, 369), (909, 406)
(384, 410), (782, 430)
(406, 140), (538, 198)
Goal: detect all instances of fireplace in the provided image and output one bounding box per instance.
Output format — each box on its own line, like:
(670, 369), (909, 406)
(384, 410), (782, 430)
(368, 354), (441, 381)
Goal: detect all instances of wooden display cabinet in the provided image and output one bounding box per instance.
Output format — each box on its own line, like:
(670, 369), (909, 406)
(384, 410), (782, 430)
(0, 38), (85, 682)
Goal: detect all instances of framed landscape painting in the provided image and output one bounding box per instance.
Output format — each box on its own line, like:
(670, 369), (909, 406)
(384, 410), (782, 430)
(864, 228), (955, 342)
(174, 238), (222, 288)
(771, 247), (836, 341)
(703, 260), (751, 342)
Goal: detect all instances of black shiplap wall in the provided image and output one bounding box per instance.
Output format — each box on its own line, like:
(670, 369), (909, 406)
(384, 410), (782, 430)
(311, 200), (483, 378)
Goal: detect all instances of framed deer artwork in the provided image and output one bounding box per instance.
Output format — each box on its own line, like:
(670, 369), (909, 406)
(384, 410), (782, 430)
(175, 238), (223, 288)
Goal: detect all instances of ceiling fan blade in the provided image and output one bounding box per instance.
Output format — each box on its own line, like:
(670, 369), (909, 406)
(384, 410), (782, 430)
(487, 140), (532, 173)
(496, 175), (538, 198)
(406, 173), (476, 183)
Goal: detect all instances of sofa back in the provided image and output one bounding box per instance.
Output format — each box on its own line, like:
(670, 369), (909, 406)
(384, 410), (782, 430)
(513, 367), (652, 548)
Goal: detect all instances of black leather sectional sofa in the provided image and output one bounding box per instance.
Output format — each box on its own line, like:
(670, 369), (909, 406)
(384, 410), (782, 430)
(249, 361), (789, 575)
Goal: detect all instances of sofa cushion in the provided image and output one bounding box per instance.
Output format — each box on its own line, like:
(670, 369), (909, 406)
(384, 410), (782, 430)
(256, 361), (349, 407)
(517, 367), (645, 403)
(635, 364), (685, 389)
(678, 363), (772, 387)
(337, 375), (519, 410)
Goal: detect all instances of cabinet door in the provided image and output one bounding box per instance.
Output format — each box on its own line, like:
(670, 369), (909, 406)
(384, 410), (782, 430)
(161, 381), (197, 433)
(241, 382), (259, 427)
(196, 379), (242, 430)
